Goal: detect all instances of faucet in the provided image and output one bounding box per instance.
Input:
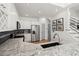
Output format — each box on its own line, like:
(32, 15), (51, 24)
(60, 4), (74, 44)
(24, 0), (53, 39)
(53, 33), (61, 43)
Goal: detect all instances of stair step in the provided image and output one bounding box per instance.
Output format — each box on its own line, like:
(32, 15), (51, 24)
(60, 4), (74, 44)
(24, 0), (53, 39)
(75, 36), (79, 38)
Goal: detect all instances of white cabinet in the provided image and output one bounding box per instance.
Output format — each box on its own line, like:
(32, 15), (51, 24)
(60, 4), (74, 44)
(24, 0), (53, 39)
(24, 34), (31, 42)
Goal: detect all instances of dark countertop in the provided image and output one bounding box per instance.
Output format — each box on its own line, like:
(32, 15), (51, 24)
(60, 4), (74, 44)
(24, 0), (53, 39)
(0, 29), (31, 37)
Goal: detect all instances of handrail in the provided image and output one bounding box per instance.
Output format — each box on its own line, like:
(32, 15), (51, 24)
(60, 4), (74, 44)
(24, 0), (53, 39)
(70, 19), (79, 24)
(71, 16), (79, 22)
(70, 27), (79, 33)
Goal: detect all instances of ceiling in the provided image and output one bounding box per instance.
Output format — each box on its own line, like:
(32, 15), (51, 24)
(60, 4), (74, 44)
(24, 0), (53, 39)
(15, 3), (79, 18)
(15, 3), (65, 18)
(68, 3), (79, 12)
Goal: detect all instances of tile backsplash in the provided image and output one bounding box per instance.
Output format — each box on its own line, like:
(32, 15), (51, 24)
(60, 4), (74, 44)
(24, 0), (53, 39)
(0, 4), (8, 31)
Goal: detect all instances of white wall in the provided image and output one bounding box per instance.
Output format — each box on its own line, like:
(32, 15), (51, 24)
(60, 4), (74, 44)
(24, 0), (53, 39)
(19, 17), (39, 29)
(51, 9), (70, 31)
(51, 9), (70, 40)
(70, 9), (79, 20)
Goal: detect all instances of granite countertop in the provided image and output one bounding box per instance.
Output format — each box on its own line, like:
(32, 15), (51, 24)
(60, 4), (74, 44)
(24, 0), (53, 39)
(0, 38), (79, 56)
(35, 42), (79, 56)
(0, 31), (79, 56)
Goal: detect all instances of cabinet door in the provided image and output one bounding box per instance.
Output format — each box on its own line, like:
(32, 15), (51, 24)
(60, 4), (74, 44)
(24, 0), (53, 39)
(24, 34), (31, 42)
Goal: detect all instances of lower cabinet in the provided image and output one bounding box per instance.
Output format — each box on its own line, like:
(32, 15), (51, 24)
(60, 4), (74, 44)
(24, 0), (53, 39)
(24, 34), (31, 42)
(0, 34), (10, 44)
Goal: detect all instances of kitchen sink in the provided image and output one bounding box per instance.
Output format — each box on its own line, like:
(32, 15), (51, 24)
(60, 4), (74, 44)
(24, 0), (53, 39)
(41, 42), (61, 48)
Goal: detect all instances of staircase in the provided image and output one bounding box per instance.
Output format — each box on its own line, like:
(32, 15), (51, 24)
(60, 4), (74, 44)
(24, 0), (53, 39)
(67, 16), (79, 41)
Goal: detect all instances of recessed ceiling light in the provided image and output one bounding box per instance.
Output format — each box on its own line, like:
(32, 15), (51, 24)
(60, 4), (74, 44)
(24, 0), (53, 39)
(56, 8), (58, 12)
(38, 10), (41, 14)
(25, 14), (29, 16)
(41, 18), (46, 21)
